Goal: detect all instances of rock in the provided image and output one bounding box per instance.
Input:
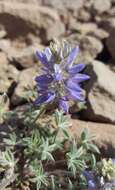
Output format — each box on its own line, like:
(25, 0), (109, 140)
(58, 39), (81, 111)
(69, 119), (115, 157)
(106, 28), (115, 60)
(43, 0), (85, 11)
(0, 38), (44, 68)
(0, 39), (11, 52)
(81, 36), (103, 58)
(0, 1), (64, 41)
(93, 0), (111, 13)
(0, 52), (19, 93)
(7, 44), (44, 68)
(0, 29), (7, 39)
(67, 34), (103, 63)
(45, 20), (65, 41)
(100, 18), (115, 32)
(69, 22), (97, 33)
(82, 60), (115, 124)
(11, 66), (38, 105)
(69, 22), (108, 39)
(91, 28), (109, 40)
(0, 93), (10, 123)
(77, 9), (91, 22)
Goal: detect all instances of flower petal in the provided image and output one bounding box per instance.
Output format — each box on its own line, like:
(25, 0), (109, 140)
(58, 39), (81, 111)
(67, 88), (85, 101)
(66, 79), (82, 92)
(36, 51), (49, 67)
(67, 46), (79, 66)
(44, 47), (52, 61)
(88, 180), (96, 190)
(34, 92), (55, 105)
(72, 74), (90, 83)
(59, 99), (69, 113)
(54, 64), (62, 81)
(67, 63), (85, 74)
(35, 74), (53, 84)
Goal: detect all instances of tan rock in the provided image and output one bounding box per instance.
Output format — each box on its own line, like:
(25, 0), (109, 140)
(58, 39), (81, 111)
(69, 22), (108, 39)
(11, 66), (38, 105)
(0, 52), (19, 93)
(43, 0), (85, 11)
(77, 9), (91, 22)
(7, 44), (44, 68)
(83, 60), (115, 124)
(93, 0), (111, 13)
(0, 1), (65, 40)
(69, 119), (115, 155)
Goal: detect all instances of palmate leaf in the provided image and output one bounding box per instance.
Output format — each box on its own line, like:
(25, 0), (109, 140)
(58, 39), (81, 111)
(0, 149), (15, 168)
(40, 138), (57, 161)
(53, 110), (71, 129)
(22, 129), (41, 155)
(80, 128), (100, 156)
(66, 142), (85, 176)
(3, 132), (17, 147)
(29, 162), (48, 190)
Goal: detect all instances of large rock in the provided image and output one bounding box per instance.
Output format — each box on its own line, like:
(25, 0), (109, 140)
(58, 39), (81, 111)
(82, 60), (115, 124)
(43, 0), (85, 11)
(0, 1), (65, 41)
(93, 0), (112, 13)
(69, 119), (115, 157)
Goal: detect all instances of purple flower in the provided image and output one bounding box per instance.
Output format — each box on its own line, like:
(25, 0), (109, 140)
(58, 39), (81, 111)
(34, 43), (90, 113)
(83, 170), (97, 190)
(112, 159), (115, 164)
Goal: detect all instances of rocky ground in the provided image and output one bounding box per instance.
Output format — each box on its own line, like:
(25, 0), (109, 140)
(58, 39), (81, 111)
(0, 0), (115, 156)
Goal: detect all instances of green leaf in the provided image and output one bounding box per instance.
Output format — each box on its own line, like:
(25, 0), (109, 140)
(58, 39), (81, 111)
(54, 110), (71, 128)
(68, 179), (75, 190)
(88, 144), (100, 154)
(81, 128), (89, 142)
(90, 154), (96, 168)
(29, 162), (48, 190)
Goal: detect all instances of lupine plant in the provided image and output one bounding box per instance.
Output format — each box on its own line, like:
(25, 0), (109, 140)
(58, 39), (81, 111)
(0, 40), (115, 190)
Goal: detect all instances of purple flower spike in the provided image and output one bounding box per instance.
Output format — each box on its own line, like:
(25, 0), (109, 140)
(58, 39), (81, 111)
(35, 42), (90, 112)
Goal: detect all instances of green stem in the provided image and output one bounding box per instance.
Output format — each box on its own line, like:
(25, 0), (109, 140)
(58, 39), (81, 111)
(32, 105), (46, 124)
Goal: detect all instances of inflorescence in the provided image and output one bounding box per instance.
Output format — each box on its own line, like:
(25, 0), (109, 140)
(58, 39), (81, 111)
(34, 40), (90, 113)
